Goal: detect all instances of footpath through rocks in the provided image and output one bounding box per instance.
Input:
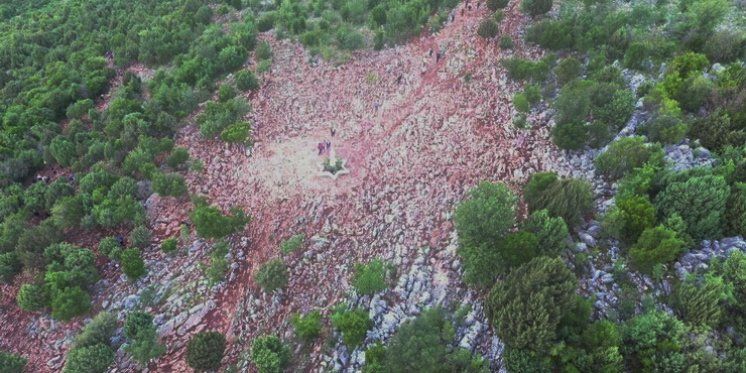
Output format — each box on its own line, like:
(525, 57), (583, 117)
(154, 3), (572, 371)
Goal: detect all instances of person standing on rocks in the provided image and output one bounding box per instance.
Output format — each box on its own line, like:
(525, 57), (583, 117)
(318, 142), (325, 155)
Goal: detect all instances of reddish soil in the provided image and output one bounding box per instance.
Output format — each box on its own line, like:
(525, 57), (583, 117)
(1, 3), (566, 372)
(159, 2), (558, 371)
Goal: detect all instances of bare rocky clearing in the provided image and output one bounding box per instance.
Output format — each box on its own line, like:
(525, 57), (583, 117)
(1, 3), (575, 372)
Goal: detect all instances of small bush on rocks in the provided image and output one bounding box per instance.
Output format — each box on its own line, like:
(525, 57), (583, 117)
(331, 306), (372, 347)
(186, 331), (226, 372)
(255, 258), (288, 292)
(250, 335), (290, 373)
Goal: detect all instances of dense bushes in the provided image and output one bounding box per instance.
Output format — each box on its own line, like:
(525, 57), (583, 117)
(629, 225), (685, 273)
(454, 182), (516, 250)
(524, 172), (593, 226)
(674, 275), (728, 328)
(63, 344), (114, 373)
(0, 350), (27, 372)
(487, 0), (510, 11)
(235, 70), (260, 91)
(654, 173), (729, 240)
(522, 209), (569, 256)
(521, 0), (552, 17)
(551, 80), (635, 149)
(454, 182), (517, 286)
(190, 203), (249, 239)
(152, 172), (187, 197)
(595, 137), (663, 180)
(369, 308), (488, 372)
(196, 97), (251, 138)
(186, 331), (226, 371)
(603, 195), (657, 245)
(487, 256), (577, 351)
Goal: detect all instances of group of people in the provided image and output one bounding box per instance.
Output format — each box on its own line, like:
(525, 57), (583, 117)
(317, 127), (336, 155)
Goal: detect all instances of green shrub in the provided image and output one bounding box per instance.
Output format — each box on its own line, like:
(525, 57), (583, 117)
(256, 41), (272, 60)
(499, 231), (539, 271)
(352, 259), (391, 295)
(503, 348), (551, 373)
(218, 84), (237, 102)
(382, 308), (487, 372)
(513, 93), (530, 113)
(523, 84), (542, 104)
(235, 70), (260, 91)
(525, 19), (574, 50)
(455, 182), (517, 286)
(723, 251), (746, 319)
(129, 226), (151, 248)
(552, 122), (588, 150)
(63, 344), (114, 373)
(250, 335), (290, 373)
(521, 0), (553, 17)
(499, 35), (514, 49)
(120, 248), (147, 280)
(160, 237), (178, 253)
(674, 274), (728, 328)
(152, 172), (188, 197)
(622, 311), (687, 372)
(555, 57), (582, 86)
(166, 147), (190, 169)
(51, 286), (91, 321)
(487, 0), (510, 11)
(17, 283), (49, 311)
(257, 13), (276, 32)
(205, 241), (230, 284)
(487, 257), (577, 351)
(689, 109), (735, 152)
(220, 121), (252, 143)
(331, 306), (372, 347)
(291, 311), (322, 342)
(524, 173), (593, 226)
(603, 195), (656, 245)
(655, 174), (729, 240)
(74, 312), (117, 348)
(98, 236), (123, 260)
(255, 258), (288, 292)
(196, 97), (250, 138)
(522, 209), (569, 256)
(629, 226), (685, 273)
(477, 19), (499, 39)
(642, 115), (687, 144)
(595, 137), (664, 181)
(503, 57), (551, 82)
(191, 204), (249, 239)
(124, 311), (164, 364)
(0, 350), (26, 373)
(186, 331), (226, 372)
(0, 252), (21, 283)
(454, 181), (517, 249)
(280, 234), (304, 254)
